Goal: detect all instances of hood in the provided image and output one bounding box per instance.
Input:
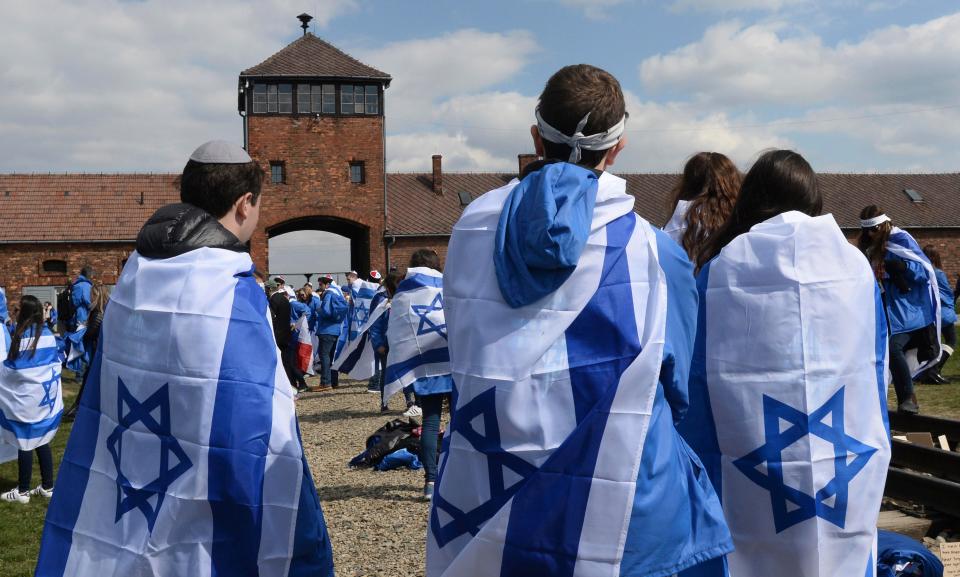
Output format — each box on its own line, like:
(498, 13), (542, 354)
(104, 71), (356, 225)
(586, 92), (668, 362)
(136, 203), (247, 259)
(494, 162), (600, 308)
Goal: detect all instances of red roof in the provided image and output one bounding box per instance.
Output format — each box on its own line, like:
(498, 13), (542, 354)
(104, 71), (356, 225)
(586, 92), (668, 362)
(241, 33), (391, 82)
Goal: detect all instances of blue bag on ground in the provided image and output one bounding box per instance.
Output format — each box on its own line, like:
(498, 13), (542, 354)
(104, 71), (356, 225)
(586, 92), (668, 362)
(877, 530), (943, 577)
(375, 448), (422, 471)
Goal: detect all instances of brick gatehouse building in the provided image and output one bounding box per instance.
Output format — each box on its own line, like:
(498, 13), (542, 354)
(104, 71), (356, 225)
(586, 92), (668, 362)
(2, 25), (959, 305)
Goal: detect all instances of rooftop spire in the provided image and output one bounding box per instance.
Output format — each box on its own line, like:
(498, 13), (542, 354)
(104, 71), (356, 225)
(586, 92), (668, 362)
(297, 13), (313, 36)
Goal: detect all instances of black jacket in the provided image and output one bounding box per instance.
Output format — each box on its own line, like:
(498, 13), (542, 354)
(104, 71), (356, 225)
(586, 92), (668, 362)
(136, 203), (247, 259)
(269, 292), (292, 349)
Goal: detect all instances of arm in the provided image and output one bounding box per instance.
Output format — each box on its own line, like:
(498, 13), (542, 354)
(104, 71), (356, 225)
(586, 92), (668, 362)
(369, 309), (389, 353)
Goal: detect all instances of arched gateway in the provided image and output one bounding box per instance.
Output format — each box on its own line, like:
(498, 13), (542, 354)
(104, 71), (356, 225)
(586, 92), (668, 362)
(239, 28), (391, 278)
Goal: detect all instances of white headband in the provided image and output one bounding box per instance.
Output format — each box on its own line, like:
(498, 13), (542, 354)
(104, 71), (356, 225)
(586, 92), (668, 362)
(860, 214), (891, 228)
(535, 108), (626, 163)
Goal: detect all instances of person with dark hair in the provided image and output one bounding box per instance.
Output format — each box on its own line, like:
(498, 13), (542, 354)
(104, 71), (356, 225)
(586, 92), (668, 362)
(37, 140), (334, 576)
(919, 245), (955, 384)
(63, 284), (109, 421)
(431, 65), (731, 576)
(857, 206), (939, 414)
(679, 150), (891, 577)
(313, 275), (347, 390)
(63, 265), (94, 373)
(368, 270), (415, 413)
(663, 152), (742, 268)
(267, 280), (306, 392)
(0, 295), (63, 505)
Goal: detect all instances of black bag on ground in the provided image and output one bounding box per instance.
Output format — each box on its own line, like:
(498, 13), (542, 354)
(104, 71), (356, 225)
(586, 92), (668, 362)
(349, 418), (422, 468)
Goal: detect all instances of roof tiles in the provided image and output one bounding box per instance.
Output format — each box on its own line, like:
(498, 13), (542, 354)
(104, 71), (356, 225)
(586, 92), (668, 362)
(241, 33), (391, 81)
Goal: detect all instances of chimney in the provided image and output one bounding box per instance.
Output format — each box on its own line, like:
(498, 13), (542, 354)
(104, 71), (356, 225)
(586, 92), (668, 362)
(518, 153), (537, 178)
(432, 154), (443, 195)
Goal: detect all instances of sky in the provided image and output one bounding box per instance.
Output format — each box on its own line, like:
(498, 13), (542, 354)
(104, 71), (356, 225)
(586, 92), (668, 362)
(2, 0), (959, 175)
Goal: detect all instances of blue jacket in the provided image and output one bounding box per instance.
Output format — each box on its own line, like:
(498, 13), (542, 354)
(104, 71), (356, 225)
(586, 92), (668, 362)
(883, 251), (935, 335)
(935, 269), (957, 326)
(368, 292), (390, 352)
(71, 275), (93, 325)
(308, 294), (322, 332)
(316, 289), (344, 337)
(0, 287), (7, 323)
(289, 300), (310, 327)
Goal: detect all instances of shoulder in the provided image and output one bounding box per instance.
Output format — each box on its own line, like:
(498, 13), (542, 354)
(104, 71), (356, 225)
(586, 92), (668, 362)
(649, 224), (695, 280)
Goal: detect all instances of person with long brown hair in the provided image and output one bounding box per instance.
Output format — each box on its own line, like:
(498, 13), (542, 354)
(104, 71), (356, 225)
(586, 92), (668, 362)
(663, 151), (742, 267)
(857, 205), (939, 414)
(919, 245), (956, 384)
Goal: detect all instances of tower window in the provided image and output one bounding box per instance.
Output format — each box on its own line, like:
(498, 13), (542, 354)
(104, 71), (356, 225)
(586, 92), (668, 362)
(270, 161), (286, 184)
(322, 84), (335, 114)
(267, 85), (278, 113)
(253, 84), (267, 113)
(278, 84), (292, 113)
(365, 86), (379, 114)
(297, 84), (311, 113)
(42, 259), (68, 274)
(341, 85), (366, 115)
(349, 162), (365, 184)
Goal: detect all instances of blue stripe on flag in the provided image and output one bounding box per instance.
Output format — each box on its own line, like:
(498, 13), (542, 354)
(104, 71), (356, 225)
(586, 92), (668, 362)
(873, 283), (891, 437)
(287, 420), (334, 577)
(35, 333), (105, 576)
(208, 276), (276, 576)
(384, 346), (450, 386)
(337, 332), (368, 374)
(0, 409), (62, 439)
(3, 345), (61, 369)
(499, 213), (639, 577)
(397, 273), (442, 293)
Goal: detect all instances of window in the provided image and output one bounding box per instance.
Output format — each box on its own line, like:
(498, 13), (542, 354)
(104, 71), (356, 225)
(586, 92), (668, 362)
(321, 84), (335, 114)
(267, 85), (278, 113)
(457, 191), (472, 207)
(41, 259), (68, 274)
(278, 84), (292, 113)
(341, 84), (354, 114)
(270, 162), (285, 184)
(253, 84), (267, 113)
(365, 85), (379, 114)
(349, 161), (365, 184)
(904, 188), (924, 203)
(297, 84), (311, 113)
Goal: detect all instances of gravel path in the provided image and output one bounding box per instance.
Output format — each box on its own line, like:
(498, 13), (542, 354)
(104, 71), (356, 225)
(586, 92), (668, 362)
(297, 376), (437, 577)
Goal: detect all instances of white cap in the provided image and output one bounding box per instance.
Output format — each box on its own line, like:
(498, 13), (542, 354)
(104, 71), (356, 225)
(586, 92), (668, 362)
(189, 140), (253, 164)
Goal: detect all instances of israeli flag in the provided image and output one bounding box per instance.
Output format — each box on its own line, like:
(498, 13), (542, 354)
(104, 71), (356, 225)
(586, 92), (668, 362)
(0, 325), (15, 464)
(430, 169), (731, 577)
(0, 326), (63, 452)
(334, 289), (388, 380)
(383, 268), (449, 400)
(679, 212), (892, 577)
(887, 227), (942, 376)
(347, 279), (380, 340)
(36, 247), (333, 577)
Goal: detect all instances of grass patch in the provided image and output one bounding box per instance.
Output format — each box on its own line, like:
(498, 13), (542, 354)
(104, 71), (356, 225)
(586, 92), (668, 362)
(886, 352), (960, 419)
(0, 373), (78, 577)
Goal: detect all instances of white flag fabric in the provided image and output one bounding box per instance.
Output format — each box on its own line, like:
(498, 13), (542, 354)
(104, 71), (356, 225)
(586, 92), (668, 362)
(0, 325), (15, 464)
(431, 167), (731, 577)
(886, 227), (942, 377)
(37, 247), (333, 577)
(0, 326), (63, 452)
(334, 289), (388, 380)
(678, 212), (892, 577)
(663, 199), (692, 244)
(346, 279), (380, 341)
(383, 267), (450, 400)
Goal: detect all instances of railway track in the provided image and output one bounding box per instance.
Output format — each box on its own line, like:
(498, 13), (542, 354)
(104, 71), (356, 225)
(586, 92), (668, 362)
(885, 411), (960, 519)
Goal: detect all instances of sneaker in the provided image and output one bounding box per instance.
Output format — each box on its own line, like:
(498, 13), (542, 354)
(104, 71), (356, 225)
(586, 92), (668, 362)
(403, 405), (422, 418)
(309, 385), (332, 393)
(380, 406), (391, 413)
(1, 488), (29, 504)
(29, 485), (53, 499)
(367, 385), (380, 394)
(898, 400), (920, 414)
(424, 481), (435, 500)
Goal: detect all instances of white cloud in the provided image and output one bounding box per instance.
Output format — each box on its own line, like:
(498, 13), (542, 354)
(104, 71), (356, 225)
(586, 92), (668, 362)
(0, 0), (356, 171)
(669, 0), (805, 12)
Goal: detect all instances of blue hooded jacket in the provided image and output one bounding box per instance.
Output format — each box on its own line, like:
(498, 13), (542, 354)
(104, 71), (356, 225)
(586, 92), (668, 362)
(0, 287), (7, 323)
(935, 268), (957, 326)
(71, 275), (93, 325)
(316, 288), (345, 337)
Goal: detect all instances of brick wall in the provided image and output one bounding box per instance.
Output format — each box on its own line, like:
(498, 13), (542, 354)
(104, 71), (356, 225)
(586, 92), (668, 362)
(246, 115), (386, 275)
(0, 242), (134, 305)
(389, 237), (449, 272)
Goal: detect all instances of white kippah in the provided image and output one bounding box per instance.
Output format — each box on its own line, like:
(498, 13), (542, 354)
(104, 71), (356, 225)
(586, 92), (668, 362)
(860, 214), (891, 228)
(535, 108), (626, 164)
(189, 140), (253, 164)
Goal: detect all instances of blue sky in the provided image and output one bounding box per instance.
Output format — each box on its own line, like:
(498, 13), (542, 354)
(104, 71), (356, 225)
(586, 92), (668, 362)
(2, 0), (959, 174)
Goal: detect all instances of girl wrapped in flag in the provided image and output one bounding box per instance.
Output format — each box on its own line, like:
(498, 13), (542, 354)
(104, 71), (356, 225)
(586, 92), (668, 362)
(0, 295), (64, 504)
(430, 65), (731, 577)
(36, 140), (333, 576)
(679, 150), (892, 577)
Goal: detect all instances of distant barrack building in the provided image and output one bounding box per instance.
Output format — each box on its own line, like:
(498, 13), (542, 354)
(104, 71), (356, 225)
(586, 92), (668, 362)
(1, 22), (959, 304)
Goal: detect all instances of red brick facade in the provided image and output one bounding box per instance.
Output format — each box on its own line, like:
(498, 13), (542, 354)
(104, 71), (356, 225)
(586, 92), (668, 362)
(245, 115), (386, 275)
(0, 242), (132, 302)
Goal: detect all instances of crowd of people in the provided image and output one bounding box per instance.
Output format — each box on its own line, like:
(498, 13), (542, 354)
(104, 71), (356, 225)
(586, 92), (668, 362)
(0, 63), (950, 576)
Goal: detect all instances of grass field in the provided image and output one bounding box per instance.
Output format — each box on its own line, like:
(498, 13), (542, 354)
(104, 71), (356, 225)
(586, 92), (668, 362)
(0, 357), (956, 576)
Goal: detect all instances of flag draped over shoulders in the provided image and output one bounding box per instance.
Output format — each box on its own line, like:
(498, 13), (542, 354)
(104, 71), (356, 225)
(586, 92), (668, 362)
(0, 325), (63, 452)
(383, 268), (452, 400)
(886, 227), (941, 376)
(431, 163), (731, 577)
(663, 199), (692, 245)
(36, 247), (333, 577)
(334, 288), (388, 380)
(678, 212), (891, 577)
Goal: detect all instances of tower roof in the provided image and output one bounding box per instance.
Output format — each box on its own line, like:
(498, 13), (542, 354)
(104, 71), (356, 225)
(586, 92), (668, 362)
(241, 33), (391, 84)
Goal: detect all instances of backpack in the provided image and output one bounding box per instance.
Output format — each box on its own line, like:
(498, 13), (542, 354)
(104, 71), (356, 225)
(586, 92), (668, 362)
(329, 290), (349, 323)
(57, 283), (77, 331)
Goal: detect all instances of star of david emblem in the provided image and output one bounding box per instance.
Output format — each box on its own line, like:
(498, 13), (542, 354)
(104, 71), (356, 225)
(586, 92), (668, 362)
(733, 387), (877, 533)
(412, 293), (447, 339)
(354, 301), (370, 326)
(38, 368), (60, 416)
(106, 378), (192, 533)
(431, 387), (536, 547)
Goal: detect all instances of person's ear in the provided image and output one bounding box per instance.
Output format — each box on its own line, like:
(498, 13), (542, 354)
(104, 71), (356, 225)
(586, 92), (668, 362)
(602, 138), (627, 168)
(235, 192), (254, 222)
(530, 125), (545, 157)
